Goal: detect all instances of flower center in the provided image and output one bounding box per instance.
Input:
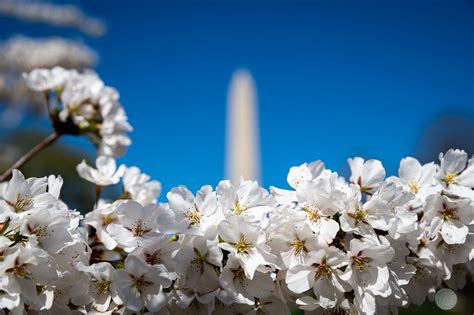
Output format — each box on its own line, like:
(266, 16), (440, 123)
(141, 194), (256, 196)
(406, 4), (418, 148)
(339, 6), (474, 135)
(102, 214), (116, 225)
(32, 226), (48, 238)
(352, 255), (372, 272)
(441, 205), (458, 221)
(292, 176), (304, 187)
(289, 237), (306, 256)
(130, 220), (151, 237)
(348, 207), (368, 224)
(233, 201), (247, 215)
(234, 234), (252, 253)
(94, 279), (111, 294)
(132, 275), (152, 292)
(8, 194), (33, 213)
(144, 251), (161, 265)
(356, 176), (370, 193)
(408, 182), (419, 193)
(304, 208), (321, 222)
(313, 258), (331, 279)
(191, 247), (209, 270)
(442, 172), (458, 186)
(13, 265), (32, 279)
(185, 204), (201, 225)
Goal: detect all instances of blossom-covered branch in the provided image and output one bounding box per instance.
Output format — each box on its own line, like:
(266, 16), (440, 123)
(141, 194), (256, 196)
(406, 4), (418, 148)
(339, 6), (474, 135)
(0, 67), (473, 314)
(0, 67), (132, 180)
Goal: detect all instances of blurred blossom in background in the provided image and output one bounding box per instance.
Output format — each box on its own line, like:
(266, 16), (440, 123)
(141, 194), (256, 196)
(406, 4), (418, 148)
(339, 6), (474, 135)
(0, 1), (473, 312)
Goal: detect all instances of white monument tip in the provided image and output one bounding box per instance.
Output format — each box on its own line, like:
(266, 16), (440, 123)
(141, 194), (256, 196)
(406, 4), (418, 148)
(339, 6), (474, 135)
(225, 69), (261, 184)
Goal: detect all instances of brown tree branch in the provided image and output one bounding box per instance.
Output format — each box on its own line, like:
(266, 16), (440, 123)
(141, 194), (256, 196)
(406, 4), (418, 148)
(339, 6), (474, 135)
(0, 132), (60, 182)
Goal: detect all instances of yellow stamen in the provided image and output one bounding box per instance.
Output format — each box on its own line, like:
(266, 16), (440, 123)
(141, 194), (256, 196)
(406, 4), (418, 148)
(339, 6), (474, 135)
(234, 234), (252, 253)
(408, 182), (419, 193)
(233, 201), (247, 215)
(130, 221), (151, 237)
(13, 265), (32, 279)
(132, 275), (152, 292)
(7, 194), (33, 213)
(441, 205), (458, 221)
(95, 279), (111, 294)
(185, 204), (201, 225)
(352, 255), (372, 272)
(442, 173), (458, 186)
(102, 214), (115, 225)
(348, 207), (368, 224)
(32, 226), (48, 237)
(313, 258), (331, 278)
(303, 208), (320, 222)
(289, 237), (306, 256)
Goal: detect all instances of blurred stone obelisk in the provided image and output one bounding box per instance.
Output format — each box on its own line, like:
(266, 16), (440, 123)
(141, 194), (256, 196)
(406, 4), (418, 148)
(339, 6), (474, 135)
(225, 69), (261, 184)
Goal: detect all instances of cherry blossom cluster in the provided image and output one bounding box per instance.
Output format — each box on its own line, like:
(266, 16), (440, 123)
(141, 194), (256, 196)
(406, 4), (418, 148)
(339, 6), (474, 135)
(1, 149), (473, 314)
(0, 37), (97, 126)
(23, 67), (132, 157)
(0, 170), (87, 313)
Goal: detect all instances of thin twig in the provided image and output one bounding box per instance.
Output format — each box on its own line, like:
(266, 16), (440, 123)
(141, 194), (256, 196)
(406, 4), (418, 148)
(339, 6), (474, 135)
(95, 185), (102, 206)
(44, 90), (51, 115)
(0, 132), (60, 182)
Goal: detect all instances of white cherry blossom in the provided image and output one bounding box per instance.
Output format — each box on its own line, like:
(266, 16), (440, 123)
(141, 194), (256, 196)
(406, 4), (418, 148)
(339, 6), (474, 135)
(292, 177), (345, 243)
(77, 262), (122, 312)
(158, 185), (223, 236)
(268, 222), (323, 269)
(0, 169), (58, 220)
(271, 160), (325, 205)
(217, 179), (275, 224)
(122, 166), (161, 205)
(424, 194), (474, 244)
(285, 247), (348, 309)
(21, 206), (73, 253)
(219, 255), (274, 305)
(114, 255), (171, 312)
(437, 149), (474, 188)
(218, 216), (276, 279)
(83, 200), (119, 250)
(174, 235), (222, 293)
(22, 66), (69, 92)
(348, 157), (386, 194)
(340, 236), (395, 315)
(77, 156), (125, 186)
(106, 200), (160, 250)
(339, 187), (392, 236)
(389, 157), (440, 202)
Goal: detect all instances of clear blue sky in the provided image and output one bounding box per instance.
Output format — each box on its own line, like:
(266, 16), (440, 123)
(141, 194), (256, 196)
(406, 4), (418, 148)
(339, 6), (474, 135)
(2, 0), (474, 195)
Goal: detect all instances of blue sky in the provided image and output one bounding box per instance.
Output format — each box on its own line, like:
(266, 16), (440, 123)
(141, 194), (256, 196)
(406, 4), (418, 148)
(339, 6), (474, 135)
(1, 0), (474, 195)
